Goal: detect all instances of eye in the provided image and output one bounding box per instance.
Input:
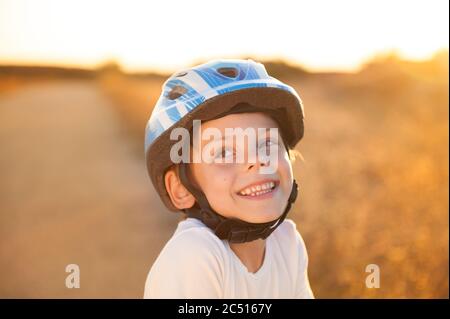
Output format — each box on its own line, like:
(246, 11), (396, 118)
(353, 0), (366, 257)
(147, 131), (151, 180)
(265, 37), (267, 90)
(258, 139), (280, 156)
(259, 138), (278, 149)
(215, 147), (235, 160)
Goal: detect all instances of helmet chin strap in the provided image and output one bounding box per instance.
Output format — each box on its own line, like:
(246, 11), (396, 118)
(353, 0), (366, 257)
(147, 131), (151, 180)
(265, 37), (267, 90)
(178, 163), (299, 243)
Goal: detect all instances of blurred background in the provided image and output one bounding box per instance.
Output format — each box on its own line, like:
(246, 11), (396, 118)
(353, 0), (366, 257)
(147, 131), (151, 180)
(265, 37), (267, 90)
(0, 0), (448, 298)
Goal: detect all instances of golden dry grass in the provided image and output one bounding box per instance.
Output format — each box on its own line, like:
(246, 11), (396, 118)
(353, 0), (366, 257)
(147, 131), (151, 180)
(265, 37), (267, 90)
(98, 71), (162, 144)
(97, 53), (449, 298)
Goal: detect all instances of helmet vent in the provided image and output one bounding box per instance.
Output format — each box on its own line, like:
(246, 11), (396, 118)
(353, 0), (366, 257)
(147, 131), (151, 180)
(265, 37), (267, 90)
(175, 72), (187, 77)
(217, 67), (238, 78)
(167, 85), (187, 100)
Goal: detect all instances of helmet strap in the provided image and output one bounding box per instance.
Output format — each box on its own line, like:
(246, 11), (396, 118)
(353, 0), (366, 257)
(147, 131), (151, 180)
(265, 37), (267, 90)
(177, 163), (299, 243)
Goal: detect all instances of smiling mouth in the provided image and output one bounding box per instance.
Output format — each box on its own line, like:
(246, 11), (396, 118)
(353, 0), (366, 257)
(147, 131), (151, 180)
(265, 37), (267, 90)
(236, 180), (279, 197)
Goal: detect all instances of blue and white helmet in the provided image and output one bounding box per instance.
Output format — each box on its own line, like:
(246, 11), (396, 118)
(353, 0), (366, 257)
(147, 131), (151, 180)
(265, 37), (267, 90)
(145, 58), (305, 211)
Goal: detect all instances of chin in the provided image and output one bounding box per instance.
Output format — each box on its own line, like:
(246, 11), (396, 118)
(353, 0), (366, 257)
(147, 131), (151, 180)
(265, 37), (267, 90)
(242, 207), (284, 224)
(213, 197), (285, 223)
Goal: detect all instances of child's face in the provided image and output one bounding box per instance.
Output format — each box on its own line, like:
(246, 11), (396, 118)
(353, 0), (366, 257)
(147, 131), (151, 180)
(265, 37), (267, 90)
(189, 112), (294, 223)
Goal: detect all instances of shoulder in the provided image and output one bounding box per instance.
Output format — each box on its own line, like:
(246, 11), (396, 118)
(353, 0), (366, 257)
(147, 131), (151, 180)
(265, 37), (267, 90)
(169, 218), (226, 254)
(272, 218), (304, 243)
(153, 218), (227, 267)
(144, 218), (226, 298)
(271, 218), (308, 262)
(276, 220), (314, 298)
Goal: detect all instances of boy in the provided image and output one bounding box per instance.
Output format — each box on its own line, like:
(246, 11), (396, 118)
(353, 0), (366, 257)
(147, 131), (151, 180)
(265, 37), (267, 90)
(143, 59), (314, 298)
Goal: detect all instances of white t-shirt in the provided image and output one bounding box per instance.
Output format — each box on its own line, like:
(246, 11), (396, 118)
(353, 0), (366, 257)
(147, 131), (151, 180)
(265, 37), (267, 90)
(144, 217), (314, 299)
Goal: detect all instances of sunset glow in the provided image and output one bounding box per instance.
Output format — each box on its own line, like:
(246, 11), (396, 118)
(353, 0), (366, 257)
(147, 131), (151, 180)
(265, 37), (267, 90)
(0, 0), (448, 73)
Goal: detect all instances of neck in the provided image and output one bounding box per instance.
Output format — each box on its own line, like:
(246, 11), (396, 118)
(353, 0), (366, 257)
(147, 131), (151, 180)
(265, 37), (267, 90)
(229, 238), (266, 273)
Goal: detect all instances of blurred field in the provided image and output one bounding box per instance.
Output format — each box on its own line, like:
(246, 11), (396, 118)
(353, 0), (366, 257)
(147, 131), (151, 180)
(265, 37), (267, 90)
(0, 77), (179, 298)
(0, 76), (56, 95)
(0, 52), (448, 298)
(98, 52), (449, 298)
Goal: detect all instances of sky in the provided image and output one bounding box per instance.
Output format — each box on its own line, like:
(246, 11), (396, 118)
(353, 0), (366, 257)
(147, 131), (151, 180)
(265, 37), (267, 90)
(0, 0), (448, 73)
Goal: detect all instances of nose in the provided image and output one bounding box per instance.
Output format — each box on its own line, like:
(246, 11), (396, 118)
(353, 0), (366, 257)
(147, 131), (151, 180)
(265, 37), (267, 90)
(246, 151), (270, 171)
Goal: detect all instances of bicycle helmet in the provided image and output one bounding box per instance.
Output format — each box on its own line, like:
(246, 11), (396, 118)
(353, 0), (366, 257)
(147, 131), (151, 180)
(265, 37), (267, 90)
(144, 58), (305, 243)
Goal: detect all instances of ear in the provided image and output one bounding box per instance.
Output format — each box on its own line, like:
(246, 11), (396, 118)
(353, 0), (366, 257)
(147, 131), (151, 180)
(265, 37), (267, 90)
(164, 167), (196, 210)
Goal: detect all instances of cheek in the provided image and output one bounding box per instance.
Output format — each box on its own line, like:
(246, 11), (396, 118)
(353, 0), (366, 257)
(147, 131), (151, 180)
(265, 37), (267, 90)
(277, 154), (294, 191)
(209, 169), (232, 192)
(191, 164), (235, 205)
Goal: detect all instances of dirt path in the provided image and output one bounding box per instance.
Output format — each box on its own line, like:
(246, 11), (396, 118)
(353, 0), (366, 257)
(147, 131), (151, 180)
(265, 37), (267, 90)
(0, 80), (179, 298)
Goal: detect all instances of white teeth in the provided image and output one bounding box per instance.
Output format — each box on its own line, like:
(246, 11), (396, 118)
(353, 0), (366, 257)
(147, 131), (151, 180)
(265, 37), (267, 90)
(239, 181), (276, 197)
(255, 189), (271, 196)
